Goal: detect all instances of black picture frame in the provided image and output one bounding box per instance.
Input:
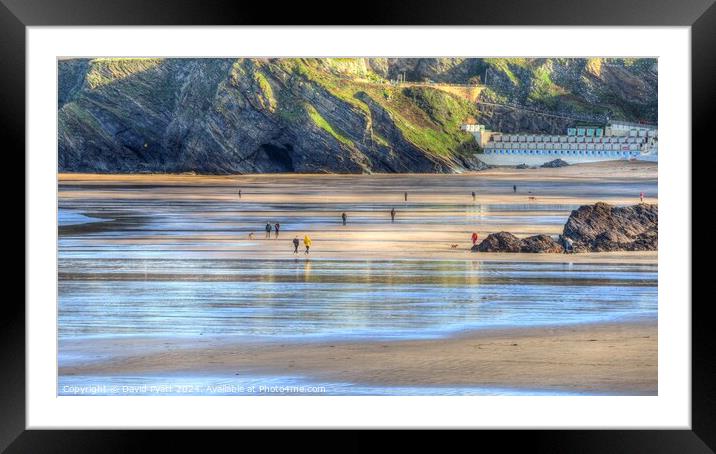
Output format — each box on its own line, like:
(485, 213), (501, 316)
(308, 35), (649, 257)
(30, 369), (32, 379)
(5, 0), (712, 451)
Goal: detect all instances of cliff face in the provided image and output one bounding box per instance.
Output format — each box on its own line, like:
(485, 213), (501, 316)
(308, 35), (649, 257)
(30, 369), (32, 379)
(58, 57), (657, 174)
(59, 58), (485, 174)
(367, 58), (657, 126)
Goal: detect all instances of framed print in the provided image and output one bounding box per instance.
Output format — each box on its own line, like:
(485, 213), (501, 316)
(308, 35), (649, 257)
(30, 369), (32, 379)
(6, 0), (713, 450)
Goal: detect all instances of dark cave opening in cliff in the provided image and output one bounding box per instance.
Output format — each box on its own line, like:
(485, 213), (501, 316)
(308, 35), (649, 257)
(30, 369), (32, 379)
(260, 143), (295, 172)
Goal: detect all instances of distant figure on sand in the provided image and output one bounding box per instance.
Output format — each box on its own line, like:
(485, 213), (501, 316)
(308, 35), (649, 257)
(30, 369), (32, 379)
(404, 192), (408, 202)
(341, 212), (347, 226)
(471, 232), (479, 245)
(640, 192), (644, 202)
(274, 223), (280, 238)
(390, 208), (396, 223)
(238, 189), (242, 199)
(303, 234), (312, 254)
(265, 222), (272, 239)
(513, 185), (517, 193)
(472, 191), (476, 202)
(248, 232), (255, 240)
(292, 236), (299, 254)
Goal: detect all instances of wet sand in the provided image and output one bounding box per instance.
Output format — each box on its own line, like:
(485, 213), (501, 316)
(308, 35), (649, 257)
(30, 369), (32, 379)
(60, 319), (657, 394)
(58, 161), (658, 395)
(58, 161), (657, 264)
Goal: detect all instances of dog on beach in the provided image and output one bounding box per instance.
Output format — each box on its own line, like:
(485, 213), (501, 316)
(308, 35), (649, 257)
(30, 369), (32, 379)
(450, 244), (459, 249)
(248, 232), (255, 240)
(528, 196), (537, 201)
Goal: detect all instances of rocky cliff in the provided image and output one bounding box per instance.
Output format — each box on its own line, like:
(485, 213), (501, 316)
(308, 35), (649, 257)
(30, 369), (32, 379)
(476, 58), (657, 126)
(58, 58), (657, 174)
(369, 58), (657, 128)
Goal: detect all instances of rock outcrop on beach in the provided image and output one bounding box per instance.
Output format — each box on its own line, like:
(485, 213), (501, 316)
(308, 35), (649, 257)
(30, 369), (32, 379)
(473, 232), (523, 252)
(472, 202), (657, 253)
(472, 232), (564, 253)
(58, 57), (657, 174)
(562, 202), (658, 252)
(519, 234), (565, 253)
(541, 159), (569, 168)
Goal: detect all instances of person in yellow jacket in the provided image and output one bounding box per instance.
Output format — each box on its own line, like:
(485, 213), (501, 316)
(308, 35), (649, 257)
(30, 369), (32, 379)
(303, 234), (312, 254)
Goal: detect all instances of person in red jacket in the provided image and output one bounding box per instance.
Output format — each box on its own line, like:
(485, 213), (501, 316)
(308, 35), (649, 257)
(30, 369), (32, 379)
(471, 232), (479, 246)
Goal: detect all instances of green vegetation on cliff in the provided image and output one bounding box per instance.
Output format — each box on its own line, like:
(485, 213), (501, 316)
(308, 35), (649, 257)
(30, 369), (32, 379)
(58, 57), (656, 174)
(481, 57), (657, 122)
(85, 58), (163, 89)
(279, 58), (478, 157)
(305, 103), (353, 147)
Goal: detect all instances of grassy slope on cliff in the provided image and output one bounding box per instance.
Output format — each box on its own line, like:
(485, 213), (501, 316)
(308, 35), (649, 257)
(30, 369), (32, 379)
(57, 57), (656, 173)
(479, 58), (657, 122)
(282, 58), (479, 157)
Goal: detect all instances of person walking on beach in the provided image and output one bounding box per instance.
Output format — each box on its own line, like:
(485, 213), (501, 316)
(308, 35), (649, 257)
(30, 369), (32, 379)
(390, 207), (396, 223)
(292, 236), (300, 254)
(303, 234), (312, 254)
(341, 212), (347, 226)
(265, 222), (272, 239)
(404, 191), (408, 202)
(472, 191), (476, 202)
(471, 232), (479, 246)
(640, 191), (644, 203)
(513, 185), (517, 193)
(238, 189), (242, 199)
(274, 223), (280, 238)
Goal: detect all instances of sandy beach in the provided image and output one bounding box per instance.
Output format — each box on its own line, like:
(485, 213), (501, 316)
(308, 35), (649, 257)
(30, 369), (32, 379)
(59, 320), (657, 394)
(58, 161), (658, 395)
(58, 161), (657, 264)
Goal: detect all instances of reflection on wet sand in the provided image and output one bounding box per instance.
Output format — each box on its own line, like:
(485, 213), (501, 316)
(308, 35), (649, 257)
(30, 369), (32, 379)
(59, 259), (656, 340)
(58, 164), (658, 395)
